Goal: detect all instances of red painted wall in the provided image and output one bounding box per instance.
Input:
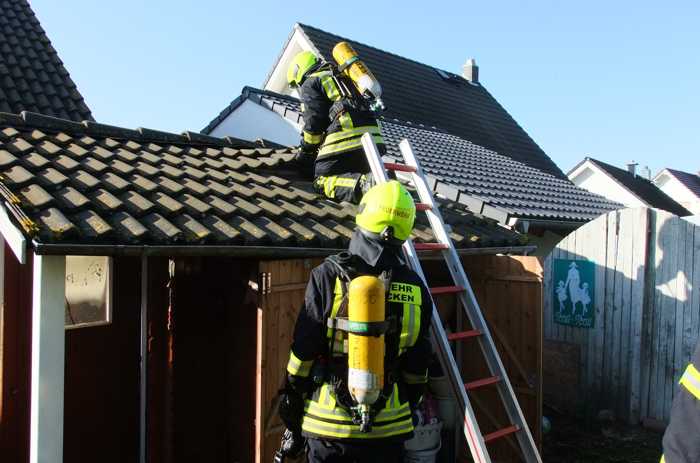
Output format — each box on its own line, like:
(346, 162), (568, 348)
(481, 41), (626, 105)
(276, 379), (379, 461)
(0, 246), (32, 463)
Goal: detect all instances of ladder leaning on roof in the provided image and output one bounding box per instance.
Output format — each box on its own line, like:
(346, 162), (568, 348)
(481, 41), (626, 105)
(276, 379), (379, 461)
(359, 133), (542, 463)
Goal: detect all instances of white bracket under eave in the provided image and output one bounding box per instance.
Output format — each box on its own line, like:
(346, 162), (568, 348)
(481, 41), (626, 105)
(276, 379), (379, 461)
(0, 201), (26, 264)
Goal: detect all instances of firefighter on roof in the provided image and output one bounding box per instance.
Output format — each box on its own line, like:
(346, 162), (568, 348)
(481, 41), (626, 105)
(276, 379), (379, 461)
(287, 48), (385, 204)
(660, 341), (700, 462)
(275, 181), (433, 462)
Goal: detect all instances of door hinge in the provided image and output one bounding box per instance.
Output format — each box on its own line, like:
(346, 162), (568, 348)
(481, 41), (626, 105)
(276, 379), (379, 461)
(255, 272), (271, 295)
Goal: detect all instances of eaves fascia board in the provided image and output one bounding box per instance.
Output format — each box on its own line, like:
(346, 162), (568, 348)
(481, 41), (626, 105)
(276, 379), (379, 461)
(263, 24), (320, 93)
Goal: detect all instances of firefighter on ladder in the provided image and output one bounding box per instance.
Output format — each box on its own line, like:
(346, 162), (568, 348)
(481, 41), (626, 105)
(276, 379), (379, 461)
(660, 341), (700, 462)
(287, 50), (385, 204)
(275, 181), (433, 462)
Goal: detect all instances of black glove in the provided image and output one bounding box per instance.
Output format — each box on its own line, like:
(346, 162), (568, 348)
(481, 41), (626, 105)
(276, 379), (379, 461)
(279, 428), (305, 459)
(278, 389), (304, 435)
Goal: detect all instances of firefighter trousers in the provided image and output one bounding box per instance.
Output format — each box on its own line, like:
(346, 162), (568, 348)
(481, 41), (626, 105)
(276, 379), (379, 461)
(306, 438), (404, 463)
(313, 148), (370, 204)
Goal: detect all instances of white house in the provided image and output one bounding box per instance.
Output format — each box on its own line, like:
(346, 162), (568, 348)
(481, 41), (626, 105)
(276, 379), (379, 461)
(568, 157), (690, 216)
(654, 168), (700, 215)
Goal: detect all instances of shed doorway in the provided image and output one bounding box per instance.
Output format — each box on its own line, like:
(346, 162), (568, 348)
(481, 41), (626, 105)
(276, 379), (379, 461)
(153, 257), (258, 463)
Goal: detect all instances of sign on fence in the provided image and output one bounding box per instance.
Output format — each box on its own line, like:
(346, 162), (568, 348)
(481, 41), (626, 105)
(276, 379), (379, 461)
(552, 259), (595, 328)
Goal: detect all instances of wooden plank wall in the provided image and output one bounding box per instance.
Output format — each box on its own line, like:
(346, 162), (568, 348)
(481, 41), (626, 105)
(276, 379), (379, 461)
(460, 255), (543, 462)
(256, 258), (323, 463)
(256, 255), (543, 462)
(543, 208), (700, 424)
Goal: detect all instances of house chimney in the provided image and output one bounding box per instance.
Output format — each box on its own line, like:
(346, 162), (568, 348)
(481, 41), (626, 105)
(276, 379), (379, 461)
(643, 166), (651, 180)
(462, 58), (479, 83)
(626, 161), (638, 176)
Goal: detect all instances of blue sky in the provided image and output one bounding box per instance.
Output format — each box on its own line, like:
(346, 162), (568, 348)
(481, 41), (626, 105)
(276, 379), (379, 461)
(32, 0), (699, 176)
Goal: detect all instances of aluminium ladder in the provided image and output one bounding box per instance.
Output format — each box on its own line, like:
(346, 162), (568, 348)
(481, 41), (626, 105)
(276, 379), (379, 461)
(360, 133), (542, 463)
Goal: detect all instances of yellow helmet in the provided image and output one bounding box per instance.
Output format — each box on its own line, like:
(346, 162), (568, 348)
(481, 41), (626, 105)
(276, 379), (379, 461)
(356, 180), (416, 242)
(287, 51), (319, 87)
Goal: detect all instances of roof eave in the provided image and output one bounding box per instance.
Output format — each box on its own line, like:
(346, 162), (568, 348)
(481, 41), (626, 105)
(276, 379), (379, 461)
(32, 241), (533, 258)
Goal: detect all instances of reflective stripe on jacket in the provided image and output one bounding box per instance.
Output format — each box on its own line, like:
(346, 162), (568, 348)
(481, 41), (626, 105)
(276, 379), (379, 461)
(298, 70), (384, 161)
(661, 342), (700, 462)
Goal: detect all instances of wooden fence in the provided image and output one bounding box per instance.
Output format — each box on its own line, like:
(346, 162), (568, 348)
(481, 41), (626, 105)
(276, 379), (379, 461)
(256, 255), (543, 462)
(543, 208), (700, 424)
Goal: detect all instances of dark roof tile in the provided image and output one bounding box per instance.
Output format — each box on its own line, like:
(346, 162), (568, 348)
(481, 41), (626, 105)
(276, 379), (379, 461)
(74, 209), (112, 238)
(173, 214), (210, 242)
(0, 114), (525, 250)
(19, 183), (52, 208)
(141, 213), (181, 241)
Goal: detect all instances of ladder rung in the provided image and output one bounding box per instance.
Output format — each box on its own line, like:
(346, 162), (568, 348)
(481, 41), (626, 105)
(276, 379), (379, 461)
(447, 329), (482, 341)
(384, 162), (417, 173)
(413, 242), (449, 251)
(430, 285), (464, 295)
(415, 203), (432, 211)
(465, 376), (501, 390)
(483, 425), (521, 443)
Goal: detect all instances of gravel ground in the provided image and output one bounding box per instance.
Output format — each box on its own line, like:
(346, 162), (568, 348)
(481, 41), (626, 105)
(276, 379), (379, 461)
(542, 411), (663, 463)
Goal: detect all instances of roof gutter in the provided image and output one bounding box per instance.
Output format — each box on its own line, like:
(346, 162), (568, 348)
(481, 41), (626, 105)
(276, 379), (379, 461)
(509, 217), (586, 232)
(31, 242), (536, 258)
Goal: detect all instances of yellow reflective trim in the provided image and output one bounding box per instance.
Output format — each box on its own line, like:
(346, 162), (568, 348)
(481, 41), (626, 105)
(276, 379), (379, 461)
(339, 112), (353, 130)
(660, 456), (665, 463)
(320, 176), (359, 199)
(303, 131), (323, 144)
(680, 363), (700, 400)
(324, 125), (381, 144)
(326, 278), (344, 338)
(286, 350), (313, 377)
(318, 134), (384, 157)
(302, 416), (413, 439)
(320, 75), (340, 101)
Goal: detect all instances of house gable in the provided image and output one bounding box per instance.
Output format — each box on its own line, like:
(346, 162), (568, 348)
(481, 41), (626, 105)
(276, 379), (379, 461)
(654, 169), (700, 215)
(569, 158), (689, 216)
(264, 23), (564, 178)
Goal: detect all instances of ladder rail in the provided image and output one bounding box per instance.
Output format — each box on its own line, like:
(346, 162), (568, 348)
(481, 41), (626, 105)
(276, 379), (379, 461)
(360, 133), (542, 463)
(398, 138), (542, 463)
(362, 135), (492, 463)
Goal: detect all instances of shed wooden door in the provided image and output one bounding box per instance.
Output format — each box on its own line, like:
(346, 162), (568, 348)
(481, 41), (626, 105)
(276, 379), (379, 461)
(255, 256), (542, 462)
(255, 258), (322, 463)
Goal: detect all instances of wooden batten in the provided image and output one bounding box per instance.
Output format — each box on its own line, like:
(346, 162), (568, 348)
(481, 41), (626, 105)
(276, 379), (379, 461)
(30, 254), (66, 463)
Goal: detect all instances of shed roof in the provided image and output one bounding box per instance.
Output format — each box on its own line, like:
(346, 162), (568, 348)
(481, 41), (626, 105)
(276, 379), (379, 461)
(573, 158), (690, 217)
(207, 87), (621, 223)
(0, 0), (92, 121)
(282, 23), (564, 178)
(0, 112), (526, 256)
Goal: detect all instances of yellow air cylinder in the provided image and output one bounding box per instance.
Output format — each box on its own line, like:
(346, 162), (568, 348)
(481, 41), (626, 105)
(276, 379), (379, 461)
(347, 275), (385, 407)
(332, 41), (385, 110)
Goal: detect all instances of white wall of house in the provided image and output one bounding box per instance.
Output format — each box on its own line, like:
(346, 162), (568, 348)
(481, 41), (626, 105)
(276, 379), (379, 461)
(654, 172), (700, 215)
(264, 25), (316, 95)
(569, 162), (646, 208)
(207, 99), (301, 147)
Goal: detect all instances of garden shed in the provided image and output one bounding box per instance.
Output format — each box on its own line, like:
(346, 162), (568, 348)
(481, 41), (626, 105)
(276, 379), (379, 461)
(0, 111), (543, 462)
